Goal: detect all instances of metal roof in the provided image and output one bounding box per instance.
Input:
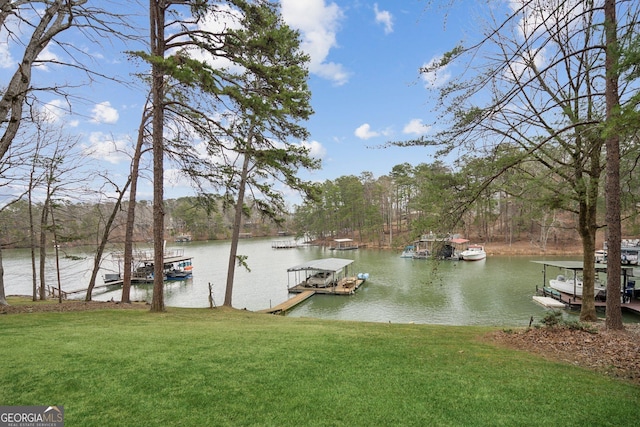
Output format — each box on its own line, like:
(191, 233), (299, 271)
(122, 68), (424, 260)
(531, 260), (634, 273)
(450, 238), (470, 244)
(287, 258), (354, 272)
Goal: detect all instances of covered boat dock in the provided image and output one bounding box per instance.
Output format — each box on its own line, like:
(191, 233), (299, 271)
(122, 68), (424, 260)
(287, 257), (366, 295)
(330, 238), (359, 250)
(531, 260), (639, 314)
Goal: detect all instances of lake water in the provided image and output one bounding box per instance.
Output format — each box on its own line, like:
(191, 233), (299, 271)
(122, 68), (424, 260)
(3, 238), (637, 326)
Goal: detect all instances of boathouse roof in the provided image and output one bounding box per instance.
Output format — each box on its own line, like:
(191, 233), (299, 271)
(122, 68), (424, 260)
(287, 258), (353, 273)
(531, 260), (634, 273)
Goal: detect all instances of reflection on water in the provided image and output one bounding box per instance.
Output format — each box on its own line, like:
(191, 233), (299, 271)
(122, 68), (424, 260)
(2, 239), (638, 326)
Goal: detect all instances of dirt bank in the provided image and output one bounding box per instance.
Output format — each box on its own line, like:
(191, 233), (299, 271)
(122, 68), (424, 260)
(483, 240), (583, 256)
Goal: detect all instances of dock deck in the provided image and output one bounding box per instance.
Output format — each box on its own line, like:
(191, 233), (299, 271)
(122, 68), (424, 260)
(288, 277), (365, 295)
(271, 240), (299, 249)
(536, 287), (640, 315)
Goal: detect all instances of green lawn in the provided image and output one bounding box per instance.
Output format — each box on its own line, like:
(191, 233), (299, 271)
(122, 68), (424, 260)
(1, 306), (638, 426)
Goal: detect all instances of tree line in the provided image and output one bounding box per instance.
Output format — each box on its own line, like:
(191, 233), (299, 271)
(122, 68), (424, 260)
(292, 157), (640, 249)
(0, 196), (294, 249)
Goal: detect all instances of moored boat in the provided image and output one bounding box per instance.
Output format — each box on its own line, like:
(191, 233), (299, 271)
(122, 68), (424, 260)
(400, 245), (415, 258)
(549, 274), (605, 298)
(459, 244), (486, 261)
(621, 246), (640, 265)
(104, 249), (193, 284)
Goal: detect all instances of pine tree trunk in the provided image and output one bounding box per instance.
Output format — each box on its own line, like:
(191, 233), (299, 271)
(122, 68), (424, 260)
(150, 0), (166, 312)
(224, 150), (251, 307)
(604, 0), (623, 330)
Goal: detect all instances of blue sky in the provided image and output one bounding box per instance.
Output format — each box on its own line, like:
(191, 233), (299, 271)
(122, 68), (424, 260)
(282, 0), (471, 189)
(0, 0), (486, 205)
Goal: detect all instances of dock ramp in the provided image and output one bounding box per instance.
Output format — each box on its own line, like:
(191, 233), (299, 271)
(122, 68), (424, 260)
(259, 290), (315, 314)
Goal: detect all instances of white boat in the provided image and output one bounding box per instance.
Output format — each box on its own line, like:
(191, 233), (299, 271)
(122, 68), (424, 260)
(459, 245), (486, 261)
(621, 246), (640, 265)
(549, 274), (605, 298)
(306, 271), (335, 288)
(400, 245), (415, 258)
(104, 248), (193, 284)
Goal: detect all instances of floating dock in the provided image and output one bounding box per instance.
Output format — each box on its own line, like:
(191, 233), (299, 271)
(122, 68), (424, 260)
(271, 240), (299, 249)
(532, 296), (566, 308)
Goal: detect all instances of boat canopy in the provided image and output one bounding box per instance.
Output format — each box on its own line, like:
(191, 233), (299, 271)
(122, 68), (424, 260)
(287, 258), (354, 273)
(531, 261), (633, 281)
(531, 260), (634, 273)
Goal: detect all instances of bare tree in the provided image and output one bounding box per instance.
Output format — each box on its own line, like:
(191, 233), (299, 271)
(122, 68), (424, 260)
(121, 103), (152, 304)
(0, 121), (33, 305)
(0, 0), (136, 161)
(0, 1), (139, 302)
(408, 0), (640, 323)
(30, 126), (87, 300)
(84, 175), (131, 301)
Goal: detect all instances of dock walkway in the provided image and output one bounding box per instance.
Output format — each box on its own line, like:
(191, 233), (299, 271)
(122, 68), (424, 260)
(258, 290), (315, 314)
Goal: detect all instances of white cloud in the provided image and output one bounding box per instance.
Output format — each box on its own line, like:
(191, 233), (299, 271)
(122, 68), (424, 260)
(281, 0), (349, 86)
(33, 44), (59, 71)
(421, 54), (452, 88)
(300, 140), (326, 159)
(186, 4), (244, 72)
(504, 46), (547, 82)
(374, 4), (393, 34)
(509, 0), (587, 40)
(83, 132), (130, 164)
(509, 0), (598, 39)
(164, 168), (192, 189)
(0, 42), (14, 68)
(41, 99), (68, 123)
(354, 123), (379, 140)
(403, 119), (431, 136)
(91, 101), (119, 124)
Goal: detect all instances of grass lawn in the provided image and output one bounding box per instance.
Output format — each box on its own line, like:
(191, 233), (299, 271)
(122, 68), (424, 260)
(1, 306), (638, 426)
